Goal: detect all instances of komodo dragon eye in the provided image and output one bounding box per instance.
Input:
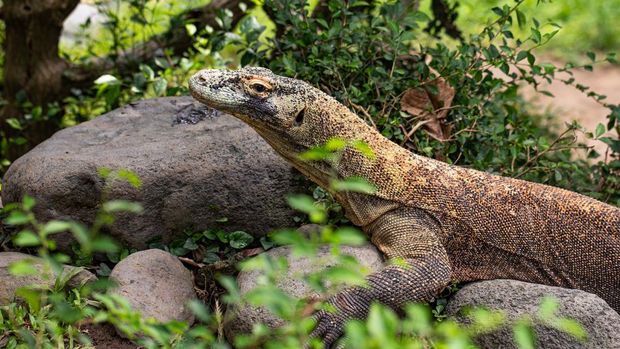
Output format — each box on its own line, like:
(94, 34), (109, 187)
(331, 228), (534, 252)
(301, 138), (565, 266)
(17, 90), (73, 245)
(251, 83), (267, 93)
(246, 78), (272, 97)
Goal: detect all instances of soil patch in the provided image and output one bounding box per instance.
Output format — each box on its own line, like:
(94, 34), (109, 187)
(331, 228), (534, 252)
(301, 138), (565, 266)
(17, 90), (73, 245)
(81, 323), (139, 349)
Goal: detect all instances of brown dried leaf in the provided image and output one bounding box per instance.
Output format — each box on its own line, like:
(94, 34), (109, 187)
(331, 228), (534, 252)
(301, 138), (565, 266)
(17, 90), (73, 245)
(401, 68), (455, 141)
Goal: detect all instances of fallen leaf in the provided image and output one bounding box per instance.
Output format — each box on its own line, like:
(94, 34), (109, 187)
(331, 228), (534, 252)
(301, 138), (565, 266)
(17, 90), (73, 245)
(401, 67), (455, 141)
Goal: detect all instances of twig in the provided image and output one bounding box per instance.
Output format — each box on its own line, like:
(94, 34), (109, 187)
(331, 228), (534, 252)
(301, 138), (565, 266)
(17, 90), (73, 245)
(178, 256), (206, 269)
(350, 101), (377, 129)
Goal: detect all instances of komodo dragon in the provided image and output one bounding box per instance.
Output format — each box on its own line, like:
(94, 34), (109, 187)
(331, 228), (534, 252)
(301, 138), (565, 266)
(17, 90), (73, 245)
(189, 67), (620, 346)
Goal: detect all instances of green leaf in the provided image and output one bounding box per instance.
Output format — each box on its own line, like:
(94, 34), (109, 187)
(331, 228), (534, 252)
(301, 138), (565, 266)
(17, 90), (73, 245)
(116, 169), (142, 189)
(260, 236), (274, 250)
(5, 211), (31, 225)
(22, 195), (36, 211)
(515, 9), (526, 28)
(537, 297), (559, 319)
(298, 147), (333, 161)
(287, 194), (326, 223)
(287, 194), (317, 213)
(98, 167), (111, 179)
(91, 236), (119, 253)
(102, 200), (143, 214)
(69, 223), (90, 246)
(185, 23), (197, 36)
(600, 137), (620, 152)
(351, 140), (375, 159)
(187, 299), (211, 322)
(183, 238), (199, 250)
(325, 138), (347, 151)
(323, 266), (366, 287)
(554, 318), (587, 341)
(42, 221), (72, 236)
(366, 303), (398, 340)
(531, 28), (541, 44)
(94, 74), (120, 85)
(218, 275), (241, 304)
(15, 287), (42, 311)
(54, 267), (86, 290)
(513, 320), (535, 349)
(13, 231), (40, 247)
(331, 226), (366, 245)
(595, 123), (606, 138)
(229, 231), (254, 249)
(153, 78), (168, 97)
(216, 230), (229, 243)
(6, 118), (22, 130)
(405, 304), (432, 334)
(8, 259), (38, 276)
(330, 177), (377, 194)
(202, 252), (220, 264)
(491, 7), (504, 17)
(586, 51), (596, 62)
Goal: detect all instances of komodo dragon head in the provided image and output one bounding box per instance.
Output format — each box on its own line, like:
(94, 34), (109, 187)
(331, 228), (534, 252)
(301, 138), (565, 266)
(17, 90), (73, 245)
(189, 67), (377, 189)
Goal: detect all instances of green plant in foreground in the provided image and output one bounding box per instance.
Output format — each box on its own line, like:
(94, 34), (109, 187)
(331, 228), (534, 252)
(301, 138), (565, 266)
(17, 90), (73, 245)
(0, 140), (589, 348)
(219, 138), (588, 349)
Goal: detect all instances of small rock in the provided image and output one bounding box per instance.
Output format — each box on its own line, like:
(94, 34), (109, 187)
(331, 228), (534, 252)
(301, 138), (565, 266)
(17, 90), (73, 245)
(224, 243), (384, 341)
(296, 224), (324, 238)
(1, 97), (301, 250)
(445, 279), (620, 349)
(0, 252), (96, 305)
(109, 249), (196, 326)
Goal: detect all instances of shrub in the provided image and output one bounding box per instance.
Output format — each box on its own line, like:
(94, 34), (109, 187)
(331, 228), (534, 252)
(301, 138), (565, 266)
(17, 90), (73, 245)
(208, 0), (619, 206)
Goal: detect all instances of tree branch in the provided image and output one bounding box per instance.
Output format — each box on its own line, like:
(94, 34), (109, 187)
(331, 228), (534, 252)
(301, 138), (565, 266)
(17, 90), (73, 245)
(64, 0), (251, 87)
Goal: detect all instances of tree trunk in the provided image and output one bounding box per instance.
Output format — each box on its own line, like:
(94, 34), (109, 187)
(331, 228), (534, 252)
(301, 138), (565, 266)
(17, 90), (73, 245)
(1, 0), (79, 160)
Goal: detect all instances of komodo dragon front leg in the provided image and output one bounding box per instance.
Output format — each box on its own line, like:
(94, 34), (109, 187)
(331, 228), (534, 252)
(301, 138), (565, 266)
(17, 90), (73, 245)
(311, 207), (452, 346)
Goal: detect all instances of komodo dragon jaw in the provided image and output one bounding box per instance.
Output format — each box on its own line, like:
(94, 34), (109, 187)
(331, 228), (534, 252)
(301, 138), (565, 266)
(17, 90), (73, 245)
(190, 67), (620, 348)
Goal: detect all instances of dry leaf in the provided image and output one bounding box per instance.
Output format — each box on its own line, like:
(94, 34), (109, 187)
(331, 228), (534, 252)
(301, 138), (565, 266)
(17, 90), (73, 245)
(401, 67), (455, 141)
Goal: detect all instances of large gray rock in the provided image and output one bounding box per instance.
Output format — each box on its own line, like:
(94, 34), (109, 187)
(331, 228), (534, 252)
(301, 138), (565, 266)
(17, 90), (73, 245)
(2, 97), (300, 249)
(0, 252), (96, 305)
(224, 243), (384, 341)
(109, 249), (196, 325)
(445, 279), (620, 349)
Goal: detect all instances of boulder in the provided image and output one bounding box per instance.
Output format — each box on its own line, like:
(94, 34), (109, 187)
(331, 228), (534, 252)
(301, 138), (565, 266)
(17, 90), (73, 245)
(0, 252), (96, 305)
(109, 249), (196, 325)
(224, 243), (384, 341)
(1, 97), (301, 250)
(445, 279), (620, 349)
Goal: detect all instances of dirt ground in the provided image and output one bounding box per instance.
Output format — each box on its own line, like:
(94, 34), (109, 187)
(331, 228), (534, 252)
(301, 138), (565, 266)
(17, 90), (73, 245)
(81, 323), (139, 349)
(522, 61), (620, 157)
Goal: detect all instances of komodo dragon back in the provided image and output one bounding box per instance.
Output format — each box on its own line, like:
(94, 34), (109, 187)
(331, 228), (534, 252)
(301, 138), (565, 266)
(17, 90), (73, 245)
(189, 67), (620, 330)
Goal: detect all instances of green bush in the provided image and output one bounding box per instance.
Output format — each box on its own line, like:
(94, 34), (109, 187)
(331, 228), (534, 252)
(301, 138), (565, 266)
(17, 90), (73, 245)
(209, 0), (619, 206)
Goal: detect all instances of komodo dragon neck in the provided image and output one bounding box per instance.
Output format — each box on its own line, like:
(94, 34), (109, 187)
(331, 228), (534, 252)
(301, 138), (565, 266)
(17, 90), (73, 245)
(188, 67), (455, 226)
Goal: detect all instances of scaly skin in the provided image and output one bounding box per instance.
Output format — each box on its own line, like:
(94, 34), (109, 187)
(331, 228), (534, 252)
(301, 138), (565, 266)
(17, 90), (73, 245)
(189, 67), (620, 347)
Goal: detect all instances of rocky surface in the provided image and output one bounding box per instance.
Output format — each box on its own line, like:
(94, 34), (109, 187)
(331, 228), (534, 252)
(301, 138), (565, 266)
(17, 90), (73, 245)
(1, 97), (301, 250)
(0, 252), (96, 305)
(445, 279), (620, 349)
(224, 243), (384, 341)
(109, 249), (196, 325)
